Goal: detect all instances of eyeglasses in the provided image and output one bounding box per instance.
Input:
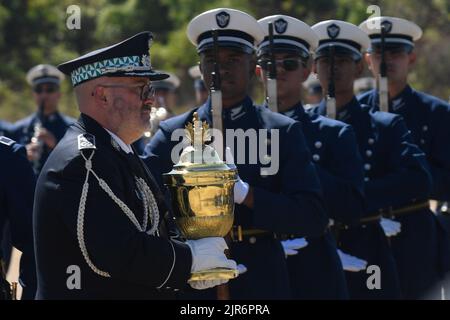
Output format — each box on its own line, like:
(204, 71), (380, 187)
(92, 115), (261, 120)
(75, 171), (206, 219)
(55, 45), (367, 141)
(258, 58), (305, 72)
(34, 85), (58, 94)
(97, 83), (155, 100)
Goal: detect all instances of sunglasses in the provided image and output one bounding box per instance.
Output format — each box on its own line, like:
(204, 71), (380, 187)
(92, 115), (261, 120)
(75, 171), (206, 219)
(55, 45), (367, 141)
(34, 85), (58, 94)
(98, 83), (156, 101)
(258, 58), (305, 72)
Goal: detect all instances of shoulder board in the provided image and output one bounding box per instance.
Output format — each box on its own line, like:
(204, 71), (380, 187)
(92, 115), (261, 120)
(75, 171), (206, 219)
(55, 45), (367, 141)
(0, 136), (14, 146)
(78, 133), (96, 150)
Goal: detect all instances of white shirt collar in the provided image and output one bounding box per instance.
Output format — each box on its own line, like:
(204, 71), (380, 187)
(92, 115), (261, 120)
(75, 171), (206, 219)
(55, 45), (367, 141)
(104, 128), (134, 154)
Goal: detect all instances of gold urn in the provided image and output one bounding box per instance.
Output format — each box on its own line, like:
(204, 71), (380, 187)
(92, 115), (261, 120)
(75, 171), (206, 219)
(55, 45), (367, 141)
(163, 113), (238, 281)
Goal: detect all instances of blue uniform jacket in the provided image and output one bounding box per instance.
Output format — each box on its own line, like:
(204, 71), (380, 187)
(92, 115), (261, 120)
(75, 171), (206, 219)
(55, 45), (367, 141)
(359, 86), (448, 298)
(280, 102), (366, 299)
(13, 111), (75, 173)
(313, 97), (432, 299)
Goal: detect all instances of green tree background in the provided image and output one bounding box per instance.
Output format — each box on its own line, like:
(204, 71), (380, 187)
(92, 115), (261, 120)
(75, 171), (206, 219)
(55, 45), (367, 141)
(0, 0), (449, 122)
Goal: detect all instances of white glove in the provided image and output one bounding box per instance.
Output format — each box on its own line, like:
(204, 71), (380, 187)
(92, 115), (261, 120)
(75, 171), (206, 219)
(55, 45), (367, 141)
(337, 249), (367, 272)
(234, 178), (250, 204)
(281, 238), (309, 257)
(185, 237), (237, 273)
(225, 147), (250, 204)
(237, 264), (248, 275)
(380, 217), (402, 237)
(185, 237), (239, 290)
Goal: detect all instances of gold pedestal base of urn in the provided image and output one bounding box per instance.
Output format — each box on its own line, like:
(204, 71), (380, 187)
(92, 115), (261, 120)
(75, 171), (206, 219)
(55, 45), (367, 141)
(189, 268), (239, 282)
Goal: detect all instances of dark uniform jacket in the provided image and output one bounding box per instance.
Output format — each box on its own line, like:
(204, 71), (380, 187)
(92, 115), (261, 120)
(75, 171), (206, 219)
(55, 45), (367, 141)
(144, 96), (328, 299)
(0, 137), (36, 299)
(313, 97), (433, 299)
(359, 86), (448, 298)
(33, 114), (192, 299)
(281, 102), (365, 299)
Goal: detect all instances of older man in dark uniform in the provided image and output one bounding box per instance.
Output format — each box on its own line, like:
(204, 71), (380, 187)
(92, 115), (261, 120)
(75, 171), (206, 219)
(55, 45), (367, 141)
(13, 64), (75, 174)
(143, 8), (327, 299)
(33, 31), (236, 299)
(0, 136), (36, 300)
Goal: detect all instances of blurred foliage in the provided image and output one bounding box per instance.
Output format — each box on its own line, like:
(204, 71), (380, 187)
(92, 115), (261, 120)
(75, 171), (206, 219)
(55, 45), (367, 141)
(0, 0), (449, 122)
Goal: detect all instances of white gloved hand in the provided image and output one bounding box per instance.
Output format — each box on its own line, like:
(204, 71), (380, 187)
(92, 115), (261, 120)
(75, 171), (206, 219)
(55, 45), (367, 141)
(337, 249), (367, 272)
(185, 237), (237, 273)
(281, 238), (309, 257)
(380, 218), (402, 237)
(225, 147), (249, 204)
(237, 264), (248, 275)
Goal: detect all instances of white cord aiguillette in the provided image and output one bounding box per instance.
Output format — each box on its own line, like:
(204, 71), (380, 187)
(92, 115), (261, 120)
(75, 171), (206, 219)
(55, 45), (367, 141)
(77, 150), (160, 277)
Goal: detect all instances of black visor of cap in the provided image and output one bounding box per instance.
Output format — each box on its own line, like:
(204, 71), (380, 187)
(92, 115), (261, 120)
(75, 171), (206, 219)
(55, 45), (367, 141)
(258, 47), (310, 60)
(369, 42), (414, 53)
(315, 40), (362, 61)
(32, 76), (61, 87)
(368, 34), (414, 53)
(197, 30), (255, 54)
(152, 81), (176, 91)
(257, 35), (310, 59)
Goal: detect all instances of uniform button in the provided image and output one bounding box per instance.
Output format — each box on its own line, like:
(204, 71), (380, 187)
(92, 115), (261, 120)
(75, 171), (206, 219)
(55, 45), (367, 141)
(263, 154), (271, 162)
(422, 125), (428, 132)
(366, 150), (373, 157)
(313, 154), (320, 162)
(364, 177), (370, 182)
(315, 141), (322, 149)
(420, 139), (425, 145)
(249, 236), (257, 244)
(364, 164), (371, 171)
(265, 138), (271, 146)
(368, 138), (375, 145)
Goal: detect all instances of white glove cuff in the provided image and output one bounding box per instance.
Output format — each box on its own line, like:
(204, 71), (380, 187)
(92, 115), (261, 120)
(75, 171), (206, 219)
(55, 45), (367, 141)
(234, 179), (249, 204)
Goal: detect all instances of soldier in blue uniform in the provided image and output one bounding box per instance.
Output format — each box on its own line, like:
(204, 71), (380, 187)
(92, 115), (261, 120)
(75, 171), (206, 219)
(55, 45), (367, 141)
(255, 15), (367, 299)
(13, 64), (75, 174)
(0, 136), (37, 299)
(34, 32), (236, 299)
(359, 16), (447, 298)
(143, 8), (328, 299)
(311, 20), (433, 299)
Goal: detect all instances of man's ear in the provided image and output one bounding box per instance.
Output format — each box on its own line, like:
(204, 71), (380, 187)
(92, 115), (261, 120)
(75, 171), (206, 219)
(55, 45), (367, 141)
(408, 51), (417, 68)
(255, 64), (262, 79)
(364, 53), (373, 71)
(248, 55), (257, 79)
(356, 59), (364, 78)
(302, 60), (312, 82)
(92, 86), (108, 107)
